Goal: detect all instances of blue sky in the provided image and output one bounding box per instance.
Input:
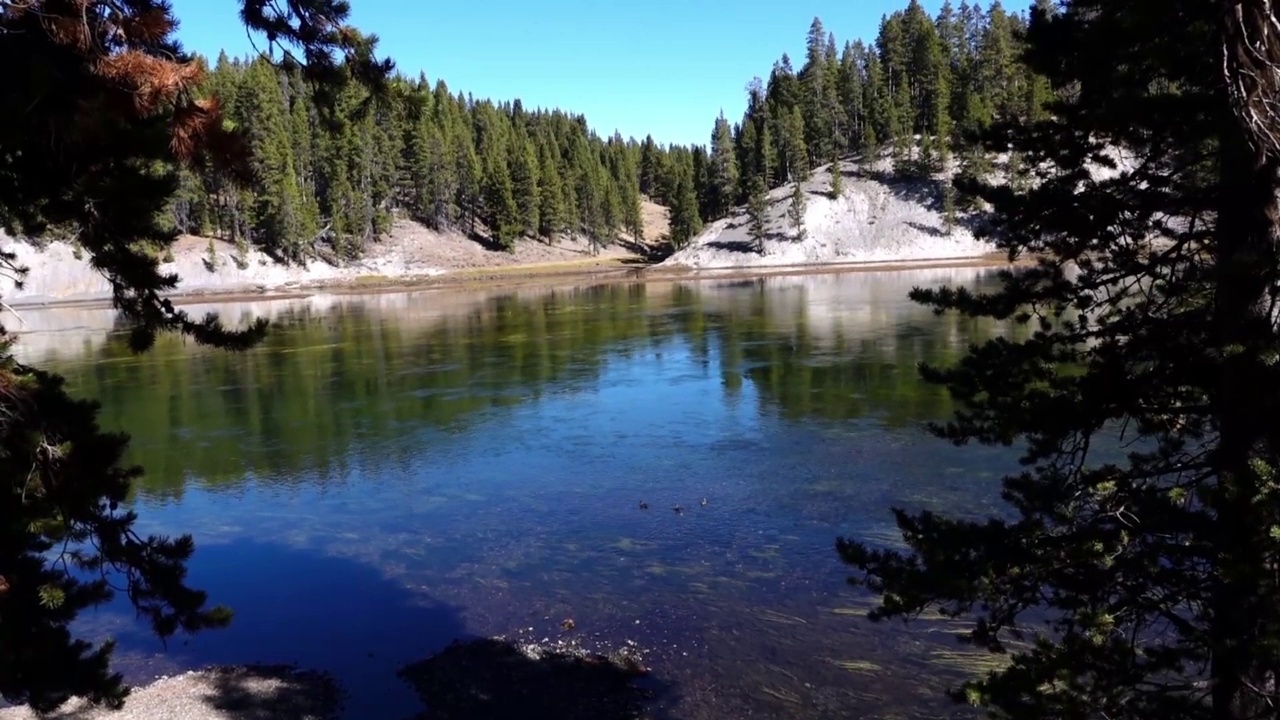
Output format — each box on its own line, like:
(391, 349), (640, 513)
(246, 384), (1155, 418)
(171, 0), (946, 147)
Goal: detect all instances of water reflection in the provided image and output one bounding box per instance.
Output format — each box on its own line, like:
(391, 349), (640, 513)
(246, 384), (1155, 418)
(20, 267), (1017, 719)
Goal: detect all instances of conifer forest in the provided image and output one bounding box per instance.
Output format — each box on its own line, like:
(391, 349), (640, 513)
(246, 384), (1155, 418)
(174, 0), (1046, 260)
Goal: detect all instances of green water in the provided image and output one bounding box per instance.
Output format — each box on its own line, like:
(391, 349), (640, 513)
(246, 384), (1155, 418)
(20, 267), (1018, 719)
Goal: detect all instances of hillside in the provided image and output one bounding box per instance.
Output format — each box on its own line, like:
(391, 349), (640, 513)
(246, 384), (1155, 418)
(662, 160), (995, 270)
(0, 200), (670, 306)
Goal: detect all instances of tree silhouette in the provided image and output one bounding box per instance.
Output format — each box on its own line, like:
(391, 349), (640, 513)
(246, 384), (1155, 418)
(0, 1), (389, 711)
(839, 1), (1280, 717)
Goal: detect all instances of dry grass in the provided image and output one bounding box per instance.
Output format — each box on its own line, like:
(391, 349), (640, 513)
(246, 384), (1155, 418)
(640, 199), (669, 244)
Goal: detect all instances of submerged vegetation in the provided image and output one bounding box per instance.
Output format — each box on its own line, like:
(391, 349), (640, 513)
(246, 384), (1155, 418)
(43, 278), (1010, 497)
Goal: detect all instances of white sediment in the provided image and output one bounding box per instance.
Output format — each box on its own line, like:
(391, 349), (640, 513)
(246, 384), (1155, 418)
(662, 159), (995, 270)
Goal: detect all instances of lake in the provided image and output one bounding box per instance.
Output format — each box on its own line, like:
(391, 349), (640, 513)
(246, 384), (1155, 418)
(15, 267), (1021, 719)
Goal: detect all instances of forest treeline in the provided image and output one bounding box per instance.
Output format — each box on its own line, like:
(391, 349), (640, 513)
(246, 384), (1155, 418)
(175, 53), (659, 264)
(713, 0), (1052, 233)
(169, 0), (1046, 262)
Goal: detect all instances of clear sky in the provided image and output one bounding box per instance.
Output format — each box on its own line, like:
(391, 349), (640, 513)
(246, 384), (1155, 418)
(170, 0), (947, 148)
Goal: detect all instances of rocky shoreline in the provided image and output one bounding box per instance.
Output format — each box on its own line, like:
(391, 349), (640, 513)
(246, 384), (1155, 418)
(0, 636), (657, 720)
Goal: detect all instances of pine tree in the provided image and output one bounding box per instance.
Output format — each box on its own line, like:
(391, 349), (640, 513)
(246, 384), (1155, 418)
(510, 131), (540, 237)
(911, 4), (951, 145)
(455, 130), (481, 235)
(536, 139), (566, 240)
(863, 52), (890, 153)
(707, 111), (739, 220)
(746, 176), (769, 255)
(638, 135), (659, 198)
(840, 1), (1280, 717)
(783, 107), (810, 182)
(667, 163), (702, 250)
(204, 237), (220, 271)
(876, 13), (912, 151)
(421, 119), (456, 229)
(0, 1), (389, 710)
(837, 43), (866, 154)
(611, 140), (644, 242)
(285, 70), (322, 240)
(801, 17), (835, 163)
(237, 59), (310, 261)
(737, 115), (761, 201)
(481, 150), (519, 251)
(788, 179), (806, 242)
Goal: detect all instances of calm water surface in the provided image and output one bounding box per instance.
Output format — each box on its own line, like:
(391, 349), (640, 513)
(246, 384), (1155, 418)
(18, 268), (1021, 719)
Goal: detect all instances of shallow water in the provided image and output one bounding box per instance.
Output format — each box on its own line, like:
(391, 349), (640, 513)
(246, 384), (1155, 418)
(18, 267), (1022, 719)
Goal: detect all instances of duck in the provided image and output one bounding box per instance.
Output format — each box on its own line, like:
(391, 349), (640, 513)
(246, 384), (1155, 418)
(673, 505), (683, 514)
(639, 501), (649, 510)
(700, 498), (708, 507)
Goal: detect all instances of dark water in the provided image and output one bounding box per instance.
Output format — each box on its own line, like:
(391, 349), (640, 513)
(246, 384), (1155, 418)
(20, 267), (1023, 719)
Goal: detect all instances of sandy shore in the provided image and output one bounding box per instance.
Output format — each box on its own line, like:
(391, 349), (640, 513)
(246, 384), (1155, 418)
(4, 251), (1018, 316)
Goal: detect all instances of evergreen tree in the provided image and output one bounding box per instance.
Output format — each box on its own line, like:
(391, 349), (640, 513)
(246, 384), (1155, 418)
(837, 43), (866, 153)
(737, 115), (761, 202)
(876, 13), (912, 152)
(909, 3), (951, 144)
(285, 70), (322, 238)
(668, 162), (702, 250)
(788, 179), (806, 242)
(536, 139), (566, 239)
(481, 150), (519, 251)
(840, 1), (1280, 717)
(746, 176), (769, 255)
(783, 107), (810, 182)
(801, 17), (835, 163)
(707, 111), (740, 220)
(611, 140), (644, 242)
(237, 59), (310, 261)
(421, 118), (456, 229)
(0, 0), (388, 710)
(864, 50), (893, 154)
(638, 135), (659, 198)
(510, 131), (540, 237)
(455, 130), (481, 235)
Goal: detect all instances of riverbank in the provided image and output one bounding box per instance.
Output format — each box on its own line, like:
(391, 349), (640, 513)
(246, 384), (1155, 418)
(0, 637), (656, 720)
(5, 249), (1016, 315)
(0, 163), (1013, 314)
(0, 666), (344, 720)
(662, 158), (995, 269)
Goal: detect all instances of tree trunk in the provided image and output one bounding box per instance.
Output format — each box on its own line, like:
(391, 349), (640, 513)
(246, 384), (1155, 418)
(1218, 4), (1280, 715)
(1212, 130), (1280, 720)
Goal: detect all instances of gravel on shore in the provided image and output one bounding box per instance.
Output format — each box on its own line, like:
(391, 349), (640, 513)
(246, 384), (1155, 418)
(0, 666), (343, 720)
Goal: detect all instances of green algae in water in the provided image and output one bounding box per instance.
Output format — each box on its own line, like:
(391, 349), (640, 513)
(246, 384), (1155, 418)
(927, 650), (1012, 676)
(831, 658), (882, 674)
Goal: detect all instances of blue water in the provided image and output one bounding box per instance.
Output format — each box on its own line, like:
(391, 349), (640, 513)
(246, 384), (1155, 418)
(22, 268), (1019, 719)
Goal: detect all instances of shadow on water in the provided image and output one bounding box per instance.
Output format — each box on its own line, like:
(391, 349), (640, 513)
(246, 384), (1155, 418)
(400, 639), (674, 720)
(99, 540), (676, 719)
